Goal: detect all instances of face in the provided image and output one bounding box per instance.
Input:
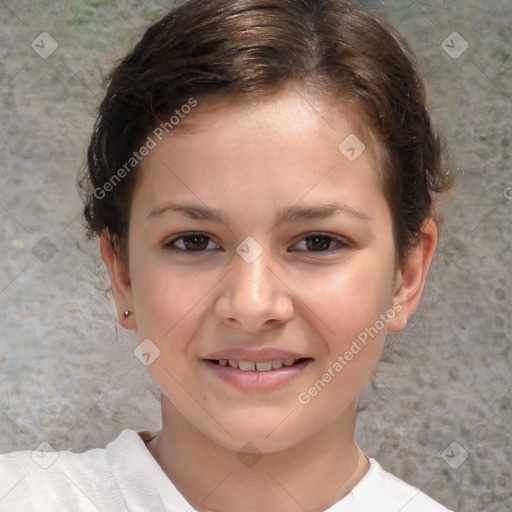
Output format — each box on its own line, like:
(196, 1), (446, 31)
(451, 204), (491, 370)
(116, 86), (405, 452)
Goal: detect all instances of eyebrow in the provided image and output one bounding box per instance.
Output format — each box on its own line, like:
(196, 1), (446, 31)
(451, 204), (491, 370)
(146, 201), (370, 225)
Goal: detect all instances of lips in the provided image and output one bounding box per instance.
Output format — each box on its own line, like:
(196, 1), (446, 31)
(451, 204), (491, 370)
(203, 349), (311, 372)
(202, 348), (313, 390)
(203, 348), (308, 363)
(215, 358), (306, 371)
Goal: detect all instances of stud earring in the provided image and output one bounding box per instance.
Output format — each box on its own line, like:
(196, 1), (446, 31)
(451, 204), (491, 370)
(123, 310), (131, 318)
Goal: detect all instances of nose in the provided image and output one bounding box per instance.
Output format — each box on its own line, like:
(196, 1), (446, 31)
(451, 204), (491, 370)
(214, 245), (294, 333)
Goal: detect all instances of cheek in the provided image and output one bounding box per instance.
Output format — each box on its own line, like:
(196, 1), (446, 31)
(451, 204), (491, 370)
(130, 263), (211, 395)
(294, 266), (391, 413)
(296, 259), (395, 345)
(130, 258), (215, 344)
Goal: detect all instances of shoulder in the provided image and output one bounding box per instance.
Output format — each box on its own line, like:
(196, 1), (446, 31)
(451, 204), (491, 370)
(356, 457), (453, 511)
(0, 429), (141, 511)
(328, 456), (453, 512)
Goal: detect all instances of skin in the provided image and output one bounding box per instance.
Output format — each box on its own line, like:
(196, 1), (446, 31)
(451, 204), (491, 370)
(100, 85), (437, 512)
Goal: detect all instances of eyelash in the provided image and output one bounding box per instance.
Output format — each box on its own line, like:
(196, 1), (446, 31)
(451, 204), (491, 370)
(163, 232), (349, 256)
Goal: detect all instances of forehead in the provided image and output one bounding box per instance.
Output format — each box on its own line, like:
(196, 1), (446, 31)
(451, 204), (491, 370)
(145, 85), (384, 171)
(173, 85), (381, 146)
(133, 86), (389, 220)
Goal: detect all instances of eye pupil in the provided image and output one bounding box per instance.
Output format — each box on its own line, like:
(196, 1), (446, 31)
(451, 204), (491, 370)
(184, 235), (208, 250)
(306, 236), (331, 251)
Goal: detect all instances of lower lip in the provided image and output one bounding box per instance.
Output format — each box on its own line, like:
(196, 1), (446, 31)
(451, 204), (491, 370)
(203, 359), (312, 390)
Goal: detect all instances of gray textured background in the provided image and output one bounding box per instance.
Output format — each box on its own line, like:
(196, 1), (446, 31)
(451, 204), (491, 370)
(0, 1), (511, 511)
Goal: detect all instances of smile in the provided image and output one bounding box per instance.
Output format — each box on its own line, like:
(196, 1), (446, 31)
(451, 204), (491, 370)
(217, 358), (301, 371)
(204, 358), (313, 390)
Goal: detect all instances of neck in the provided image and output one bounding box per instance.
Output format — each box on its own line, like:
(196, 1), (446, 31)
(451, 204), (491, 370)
(145, 396), (370, 512)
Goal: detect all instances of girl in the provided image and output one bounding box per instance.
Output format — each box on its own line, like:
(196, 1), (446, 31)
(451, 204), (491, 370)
(0, 0), (454, 510)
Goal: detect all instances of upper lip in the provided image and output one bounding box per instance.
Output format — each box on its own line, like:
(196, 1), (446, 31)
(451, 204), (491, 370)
(203, 348), (310, 362)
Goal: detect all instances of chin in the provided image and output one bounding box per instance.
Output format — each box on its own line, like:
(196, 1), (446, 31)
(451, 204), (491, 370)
(200, 409), (311, 453)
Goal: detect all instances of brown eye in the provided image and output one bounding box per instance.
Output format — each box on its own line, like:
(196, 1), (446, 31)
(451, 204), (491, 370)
(165, 233), (219, 252)
(304, 235), (333, 251)
(290, 233), (348, 255)
(182, 234), (210, 250)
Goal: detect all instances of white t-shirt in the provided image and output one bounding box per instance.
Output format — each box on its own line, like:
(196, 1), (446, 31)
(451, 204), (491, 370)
(0, 429), (453, 511)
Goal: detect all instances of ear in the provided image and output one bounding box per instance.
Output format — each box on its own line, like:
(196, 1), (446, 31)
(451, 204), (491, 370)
(100, 229), (136, 330)
(388, 218), (438, 332)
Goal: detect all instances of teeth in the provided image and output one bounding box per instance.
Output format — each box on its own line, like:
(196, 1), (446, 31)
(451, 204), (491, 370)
(220, 359), (299, 371)
(238, 361), (256, 371)
(255, 361), (273, 371)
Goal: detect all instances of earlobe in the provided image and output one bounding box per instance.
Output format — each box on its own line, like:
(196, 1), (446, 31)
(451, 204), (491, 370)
(387, 219), (438, 332)
(99, 230), (136, 329)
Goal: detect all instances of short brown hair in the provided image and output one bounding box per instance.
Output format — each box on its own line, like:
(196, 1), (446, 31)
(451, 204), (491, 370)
(79, 0), (453, 266)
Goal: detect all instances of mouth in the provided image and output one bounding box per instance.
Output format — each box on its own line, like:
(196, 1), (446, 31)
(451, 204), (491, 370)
(208, 357), (312, 371)
(203, 357), (314, 390)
